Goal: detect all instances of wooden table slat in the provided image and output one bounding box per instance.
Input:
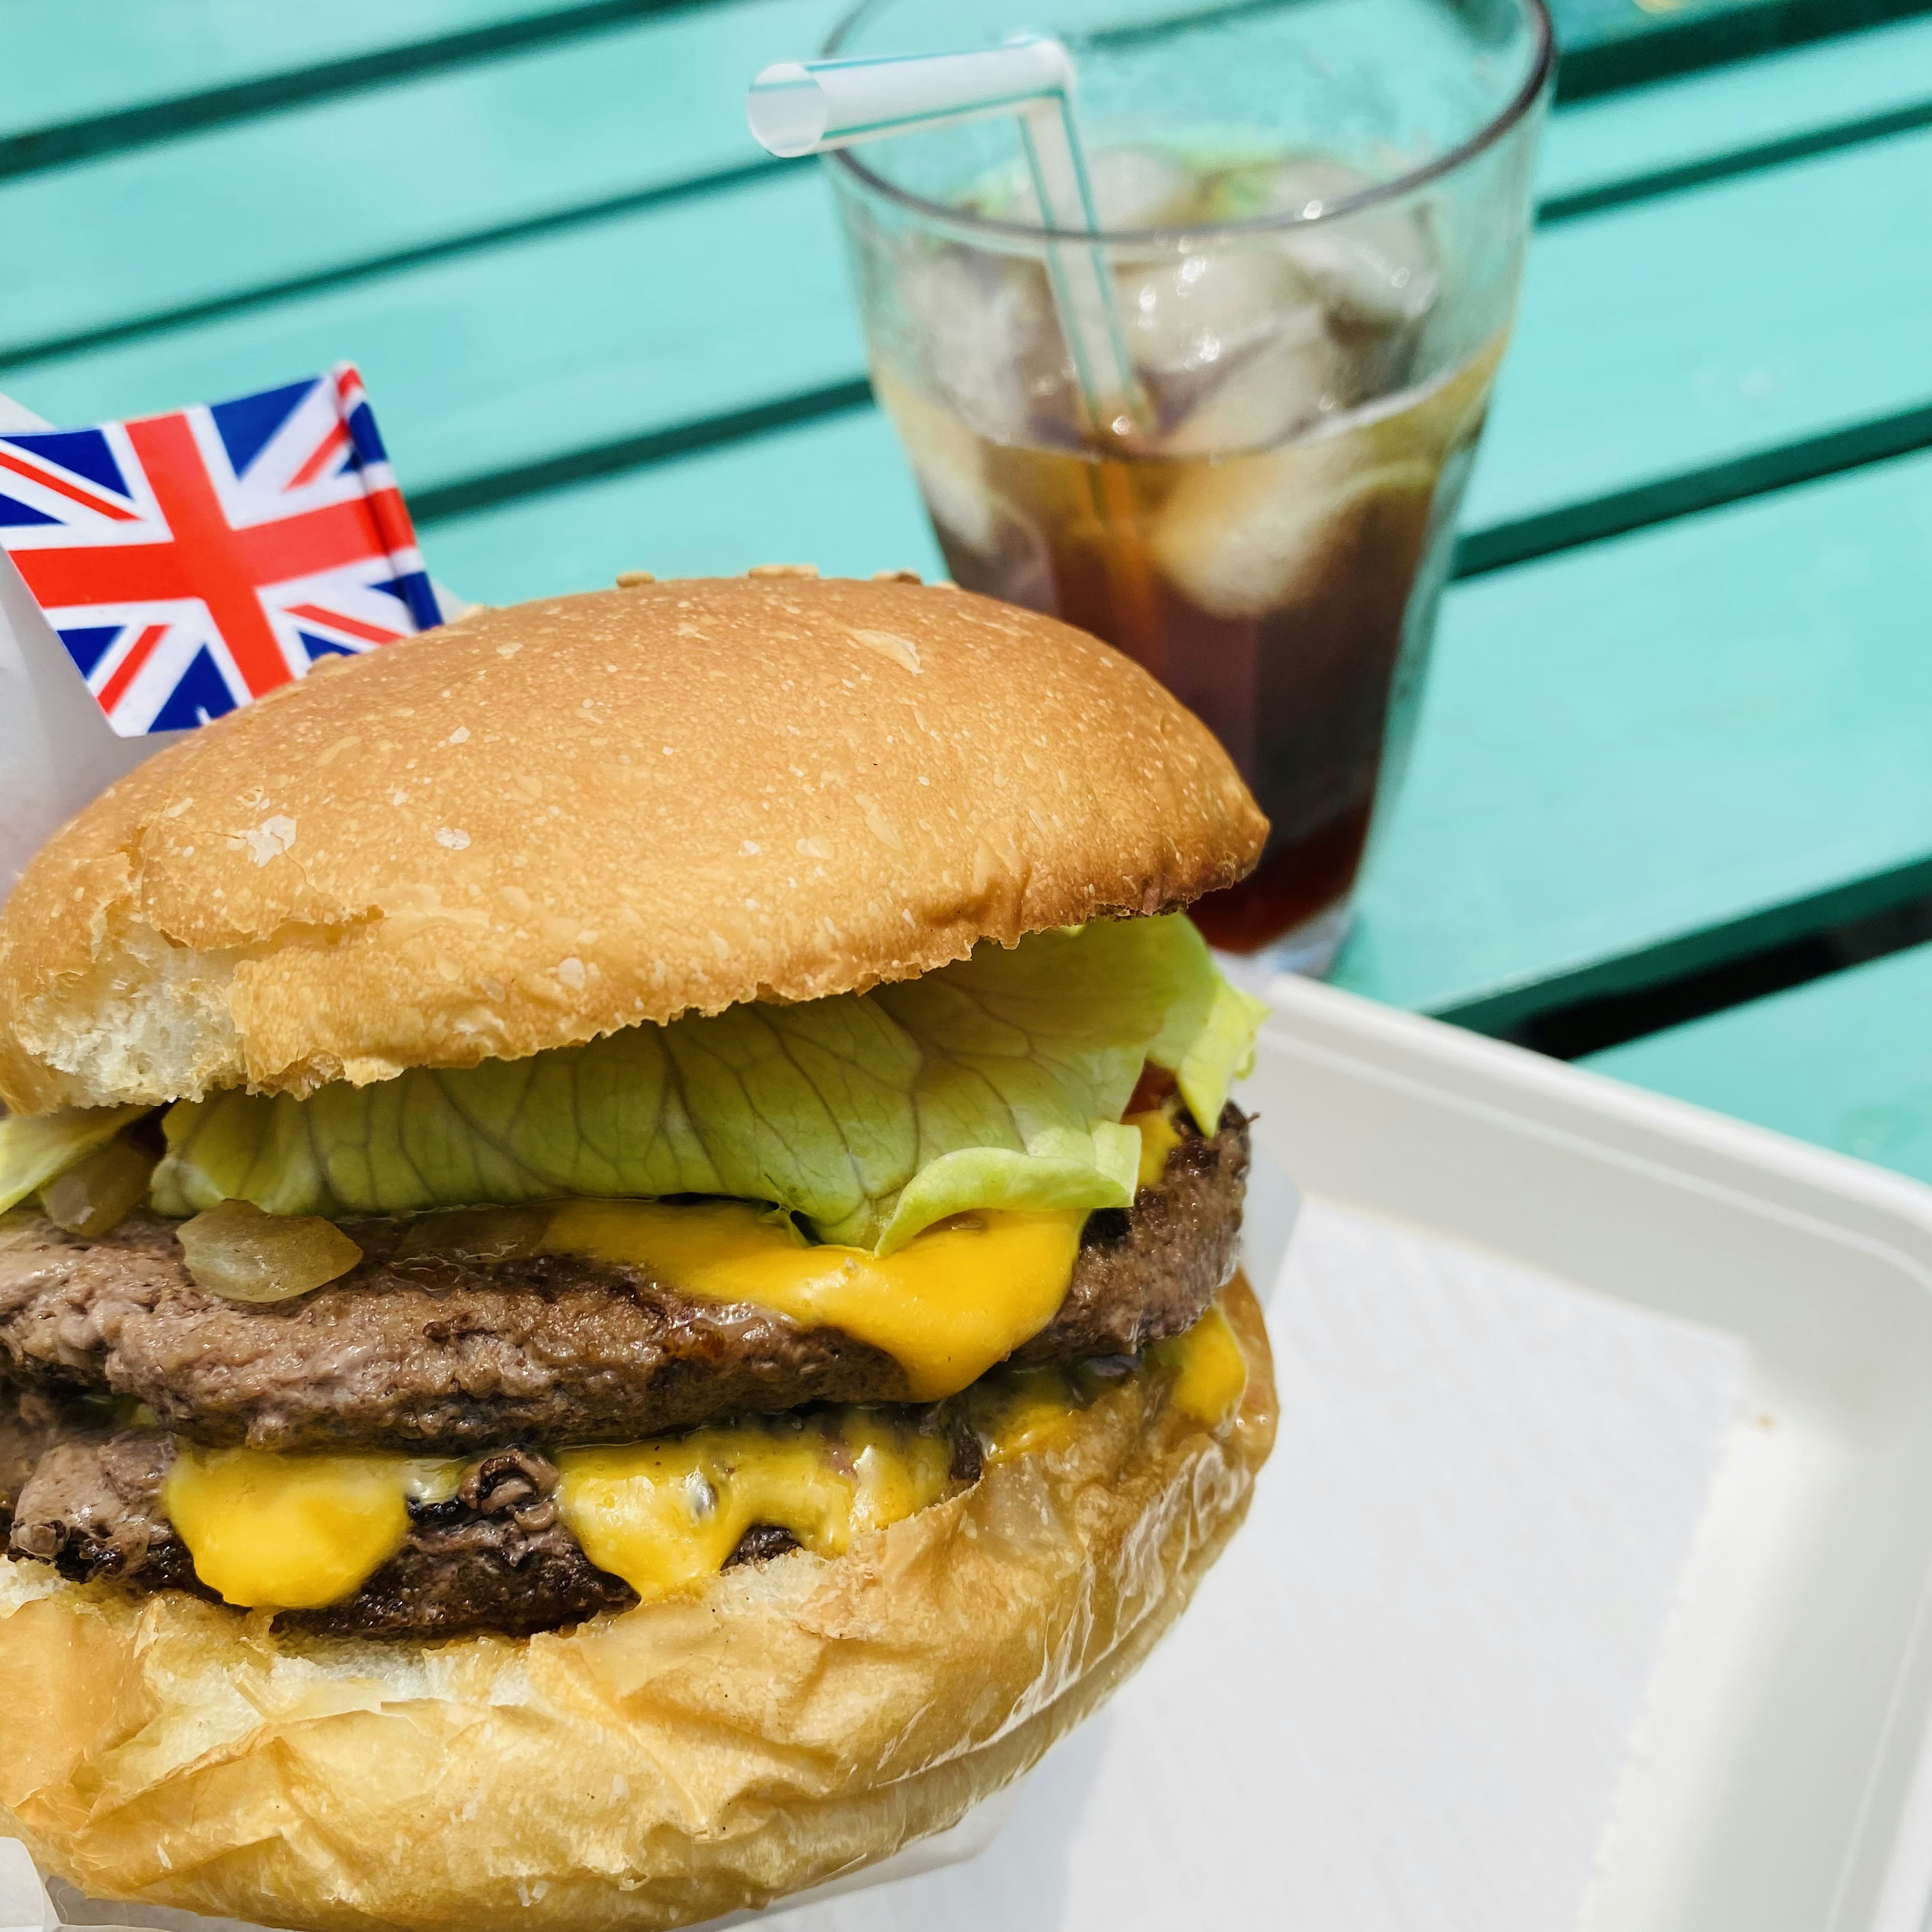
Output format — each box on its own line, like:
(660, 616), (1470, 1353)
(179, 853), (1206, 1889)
(1340, 447), (1932, 1021)
(8, 6), (1925, 377)
(1537, 14), (1932, 215)
(1582, 940), (1932, 1185)
(0, 0), (835, 366)
(0, 0), (666, 151)
(9, 109), (1929, 597)
(1550, 0), (1932, 100)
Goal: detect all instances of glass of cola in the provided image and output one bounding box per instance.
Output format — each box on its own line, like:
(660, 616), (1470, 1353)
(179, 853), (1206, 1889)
(823, 0), (1553, 971)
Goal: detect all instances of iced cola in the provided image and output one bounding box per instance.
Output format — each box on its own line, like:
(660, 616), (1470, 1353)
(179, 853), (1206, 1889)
(866, 147), (1507, 961)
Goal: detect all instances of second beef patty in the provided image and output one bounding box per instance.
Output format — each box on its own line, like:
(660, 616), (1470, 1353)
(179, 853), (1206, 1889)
(0, 1109), (1248, 1453)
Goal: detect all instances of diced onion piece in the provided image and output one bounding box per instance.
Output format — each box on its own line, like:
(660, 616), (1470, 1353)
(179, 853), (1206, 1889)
(178, 1199), (363, 1303)
(39, 1136), (157, 1236)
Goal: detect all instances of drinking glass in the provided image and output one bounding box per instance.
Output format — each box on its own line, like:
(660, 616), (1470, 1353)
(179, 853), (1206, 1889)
(822, 0), (1553, 971)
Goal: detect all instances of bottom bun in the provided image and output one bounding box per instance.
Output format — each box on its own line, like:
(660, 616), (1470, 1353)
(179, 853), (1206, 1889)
(0, 1280), (1277, 1932)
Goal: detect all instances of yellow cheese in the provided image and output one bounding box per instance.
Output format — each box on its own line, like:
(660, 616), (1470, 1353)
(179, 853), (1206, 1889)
(1124, 1104), (1184, 1190)
(1149, 1302), (1248, 1427)
(554, 1413), (953, 1604)
(162, 1447), (459, 1609)
(539, 1200), (1083, 1401)
(969, 1364), (1083, 1465)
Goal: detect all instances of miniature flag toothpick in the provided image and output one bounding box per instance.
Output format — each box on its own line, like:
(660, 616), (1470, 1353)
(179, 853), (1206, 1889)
(0, 363), (437, 737)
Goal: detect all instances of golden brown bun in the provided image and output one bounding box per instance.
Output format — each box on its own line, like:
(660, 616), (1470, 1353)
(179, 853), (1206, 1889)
(0, 1280), (1275, 1932)
(0, 578), (1265, 1112)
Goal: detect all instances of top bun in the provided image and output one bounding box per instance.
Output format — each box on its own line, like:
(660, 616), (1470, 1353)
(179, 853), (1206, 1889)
(0, 576), (1265, 1113)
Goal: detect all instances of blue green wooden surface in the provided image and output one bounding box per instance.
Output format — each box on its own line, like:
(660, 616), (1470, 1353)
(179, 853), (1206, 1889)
(1584, 942), (1932, 1185)
(15, 0), (1920, 351)
(1337, 449), (1932, 1021)
(1548, 0), (1932, 97)
(0, 0), (643, 143)
(1, 0), (1901, 143)
(0, 0), (832, 363)
(1463, 124), (1932, 541)
(1, 0), (1926, 1179)
(4, 6), (1912, 1036)
(7, 27), (1924, 600)
(13, 4), (1926, 370)
(9, 170), (856, 499)
(1534, 12), (1932, 209)
(10, 15), (1928, 528)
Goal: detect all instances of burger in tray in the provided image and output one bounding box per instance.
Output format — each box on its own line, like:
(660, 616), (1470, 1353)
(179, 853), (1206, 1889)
(0, 570), (1276, 1932)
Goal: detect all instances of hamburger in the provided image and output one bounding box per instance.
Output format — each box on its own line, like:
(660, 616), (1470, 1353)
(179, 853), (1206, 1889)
(0, 571), (1277, 1932)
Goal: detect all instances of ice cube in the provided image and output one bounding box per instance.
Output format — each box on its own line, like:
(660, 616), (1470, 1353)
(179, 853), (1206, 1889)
(1151, 434), (1439, 619)
(998, 141), (1199, 230)
(1115, 244), (1356, 446)
(902, 247), (1069, 445)
(1212, 154), (1440, 328)
(1157, 304), (1354, 456)
(873, 366), (1055, 605)
(874, 365), (1001, 555)
(1151, 339), (1503, 615)
(1116, 247), (1308, 377)
(1286, 206), (1440, 329)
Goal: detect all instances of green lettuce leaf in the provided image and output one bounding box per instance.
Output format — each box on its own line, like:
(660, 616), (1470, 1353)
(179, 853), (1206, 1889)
(0, 1105), (151, 1215)
(1174, 974), (1271, 1136)
(153, 914), (1262, 1251)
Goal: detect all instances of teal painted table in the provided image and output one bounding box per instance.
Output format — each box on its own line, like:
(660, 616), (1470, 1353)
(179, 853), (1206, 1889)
(3, 0), (1926, 1184)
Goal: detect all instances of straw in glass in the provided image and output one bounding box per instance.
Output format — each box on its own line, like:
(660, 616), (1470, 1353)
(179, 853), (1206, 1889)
(747, 35), (1144, 442)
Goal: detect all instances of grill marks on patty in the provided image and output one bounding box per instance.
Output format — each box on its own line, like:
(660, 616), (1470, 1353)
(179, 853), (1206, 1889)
(0, 1110), (1248, 1455)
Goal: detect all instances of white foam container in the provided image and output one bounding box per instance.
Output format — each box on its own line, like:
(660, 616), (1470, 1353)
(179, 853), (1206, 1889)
(1238, 975), (1932, 1932)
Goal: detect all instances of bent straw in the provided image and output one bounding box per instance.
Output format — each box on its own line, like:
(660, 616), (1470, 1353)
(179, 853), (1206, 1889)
(747, 36), (1144, 442)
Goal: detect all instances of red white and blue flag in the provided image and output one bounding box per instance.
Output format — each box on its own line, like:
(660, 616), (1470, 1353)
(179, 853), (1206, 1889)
(0, 364), (438, 736)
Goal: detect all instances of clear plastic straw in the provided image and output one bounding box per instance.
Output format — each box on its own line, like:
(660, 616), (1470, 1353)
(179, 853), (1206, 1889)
(747, 35), (1144, 442)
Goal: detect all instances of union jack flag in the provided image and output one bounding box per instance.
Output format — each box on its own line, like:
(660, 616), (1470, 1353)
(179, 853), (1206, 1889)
(0, 364), (438, 736)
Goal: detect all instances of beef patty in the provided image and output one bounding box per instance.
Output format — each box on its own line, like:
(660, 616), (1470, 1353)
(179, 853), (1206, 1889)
(6, 1429), (911, 1638)
(0, 1109), (1247, 1454)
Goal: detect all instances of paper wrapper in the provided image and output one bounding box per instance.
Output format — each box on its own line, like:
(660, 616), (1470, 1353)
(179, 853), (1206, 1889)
(0, 395), (176, 904)
(0, 561), (183, 908)
(0, 1283), (1275, 1932)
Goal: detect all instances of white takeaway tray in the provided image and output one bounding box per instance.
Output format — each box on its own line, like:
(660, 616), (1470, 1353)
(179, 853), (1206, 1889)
(27, 976), (1932, 1932)
(1230, 975), (1932, 1932)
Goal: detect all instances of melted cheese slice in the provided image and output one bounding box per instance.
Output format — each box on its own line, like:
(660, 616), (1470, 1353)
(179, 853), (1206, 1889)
(973, 1364), (1084, 1464)
(162, 1447), (459, 1608)
(538, 1200), (1084, 1401)
(554, 1412), (954, 1604)
(1150, 1302), (1249, 1426)
(1124, 1105), (1184, 1190)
